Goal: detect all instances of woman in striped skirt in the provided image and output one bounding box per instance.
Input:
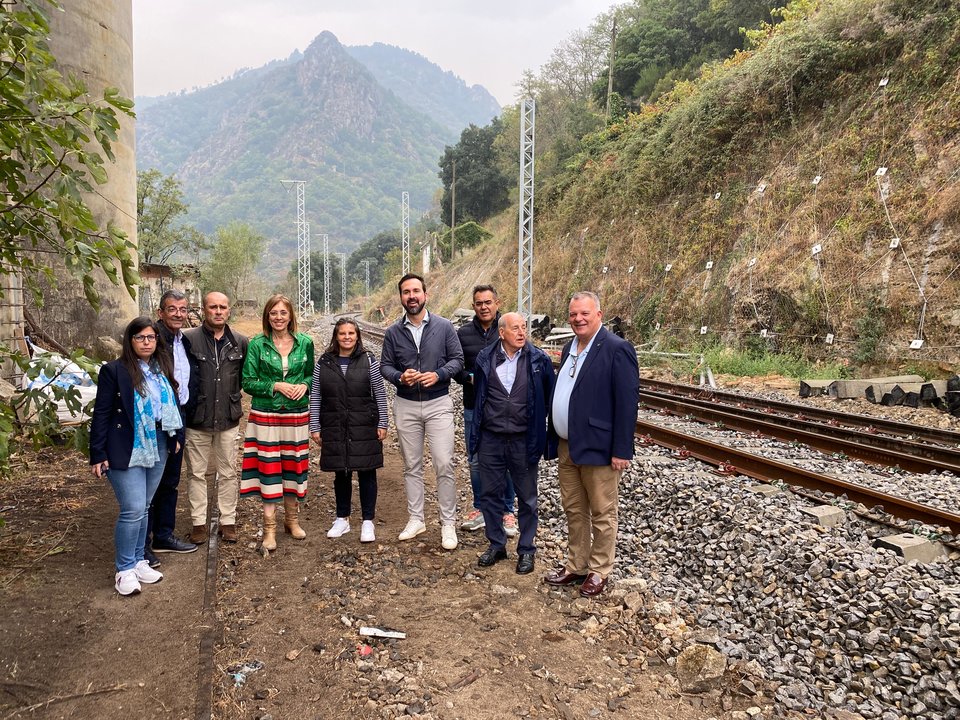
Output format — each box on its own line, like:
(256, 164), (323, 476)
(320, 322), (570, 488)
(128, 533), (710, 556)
(240, 294), (314, 549)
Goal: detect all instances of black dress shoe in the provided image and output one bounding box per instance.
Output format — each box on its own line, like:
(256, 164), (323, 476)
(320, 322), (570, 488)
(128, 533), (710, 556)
(516, 553), (535, 574)
(544, 567), (587, 586)
(579, 572), (608, 598)
(153, 535), (198, 554)
(478, 547), (508, 567)
(144, 547), (162, 569)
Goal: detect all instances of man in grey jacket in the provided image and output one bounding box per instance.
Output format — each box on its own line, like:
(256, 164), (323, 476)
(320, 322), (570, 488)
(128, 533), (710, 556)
(182, 291), (249, 544)
(380, 273), (464, 550)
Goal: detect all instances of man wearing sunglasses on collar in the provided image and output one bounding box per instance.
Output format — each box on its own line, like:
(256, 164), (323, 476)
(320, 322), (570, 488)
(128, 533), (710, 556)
(546, 291), (639, 598)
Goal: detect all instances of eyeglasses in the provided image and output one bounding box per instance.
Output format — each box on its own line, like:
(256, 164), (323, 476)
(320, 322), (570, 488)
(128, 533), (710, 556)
(269, 310), (290, 318)
(133, 334), (157, 344)
(473, 300), (495, 307)
(568, 352), (581, 377)
(162, 306), (187, 314)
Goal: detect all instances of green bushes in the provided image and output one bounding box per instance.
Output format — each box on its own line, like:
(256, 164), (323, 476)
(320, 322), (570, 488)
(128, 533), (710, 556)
(701, 345), (849, 378)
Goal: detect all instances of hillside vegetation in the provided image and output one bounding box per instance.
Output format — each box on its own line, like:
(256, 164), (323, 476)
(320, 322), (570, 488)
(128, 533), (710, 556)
(420, 0), (960, 365)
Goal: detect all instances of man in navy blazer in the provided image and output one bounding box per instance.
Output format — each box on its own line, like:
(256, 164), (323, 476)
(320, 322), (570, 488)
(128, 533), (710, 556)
(546, 291), (639, 597)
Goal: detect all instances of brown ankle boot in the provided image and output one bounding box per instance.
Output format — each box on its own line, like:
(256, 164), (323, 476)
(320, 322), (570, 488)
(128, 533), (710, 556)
(262, 505), (277, 550)
(188, 524), (208, 544)
(284, 496), (306, 539)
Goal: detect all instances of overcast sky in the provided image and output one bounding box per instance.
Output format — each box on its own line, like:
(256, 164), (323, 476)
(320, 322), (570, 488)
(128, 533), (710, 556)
(132, 0), (615, 107)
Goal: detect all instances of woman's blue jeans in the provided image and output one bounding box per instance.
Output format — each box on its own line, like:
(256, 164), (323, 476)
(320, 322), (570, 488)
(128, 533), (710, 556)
(107, 432), (167, 571)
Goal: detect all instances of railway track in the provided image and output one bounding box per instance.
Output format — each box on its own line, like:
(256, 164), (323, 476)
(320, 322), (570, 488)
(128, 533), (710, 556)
(641, 377), (960, 447)
(637, 386), (960, 475)
(634, 415), (960, 537)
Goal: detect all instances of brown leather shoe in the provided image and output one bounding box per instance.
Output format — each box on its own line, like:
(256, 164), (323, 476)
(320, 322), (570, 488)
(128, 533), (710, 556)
(544, 567), (588, 586)
(188, 524), (208, 544)
(219, 524), (238, 543)
(579, 572), (607, 598)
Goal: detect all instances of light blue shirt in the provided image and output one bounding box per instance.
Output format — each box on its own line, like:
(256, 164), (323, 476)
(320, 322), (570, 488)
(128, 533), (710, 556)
(403, 310), (430, 350)
(170, 330), (190, 405)
(495, 343), (522, 394)
(139, 360), (163, 421)
(551, 329), (600, 440)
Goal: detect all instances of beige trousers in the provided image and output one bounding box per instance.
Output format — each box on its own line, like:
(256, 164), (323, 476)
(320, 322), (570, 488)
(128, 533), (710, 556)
(557, 439), (621, 578)
(184, 427), (239, 526)
(393, 394), (457, 525)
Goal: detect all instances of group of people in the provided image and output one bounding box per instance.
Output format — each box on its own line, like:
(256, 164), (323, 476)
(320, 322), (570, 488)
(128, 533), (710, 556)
(90, 274), (639, 600)
(381, 275), (639, 596)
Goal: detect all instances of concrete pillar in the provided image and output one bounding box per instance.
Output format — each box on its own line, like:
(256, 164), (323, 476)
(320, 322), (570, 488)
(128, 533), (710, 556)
(0, 270), (26, 385)
(34, 0), (138, 352)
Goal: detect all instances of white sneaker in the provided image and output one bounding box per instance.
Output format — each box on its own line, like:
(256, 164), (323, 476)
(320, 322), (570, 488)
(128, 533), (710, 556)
(441, 524), (458, 550)
(360, 520), (376, 543)
(503, 513), (519, 538)
(327, 518), (351, 538)
(115, 569), (141, 596)
(398, 519), (426, 541)
(134, 560), (163, 584)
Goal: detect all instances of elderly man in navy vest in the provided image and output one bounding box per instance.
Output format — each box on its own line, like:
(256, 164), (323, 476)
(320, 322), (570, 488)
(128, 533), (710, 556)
(546, 292), (639, 597)
(468, 312), (555, 575)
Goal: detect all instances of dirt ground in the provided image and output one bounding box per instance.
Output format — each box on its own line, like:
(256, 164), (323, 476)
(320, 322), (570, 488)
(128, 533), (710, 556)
(0, 428), (725, 720)
(0, 431), (727, 720)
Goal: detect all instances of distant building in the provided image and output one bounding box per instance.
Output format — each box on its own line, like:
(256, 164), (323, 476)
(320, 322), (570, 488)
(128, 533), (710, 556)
(138, 263), (202, 315)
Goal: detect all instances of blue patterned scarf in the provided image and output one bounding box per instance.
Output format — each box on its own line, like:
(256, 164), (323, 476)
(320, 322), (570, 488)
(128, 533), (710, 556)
(130, 364), (183, 468)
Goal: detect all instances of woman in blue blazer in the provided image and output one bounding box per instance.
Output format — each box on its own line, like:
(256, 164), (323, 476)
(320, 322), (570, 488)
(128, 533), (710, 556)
(90, 317), (184, 596)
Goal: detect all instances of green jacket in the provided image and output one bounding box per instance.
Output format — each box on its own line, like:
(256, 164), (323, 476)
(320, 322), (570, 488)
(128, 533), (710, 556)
(241, 332), (315, 412)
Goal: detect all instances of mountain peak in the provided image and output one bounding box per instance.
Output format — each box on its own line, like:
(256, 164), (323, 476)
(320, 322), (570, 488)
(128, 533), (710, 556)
(305, 31), (342, 54)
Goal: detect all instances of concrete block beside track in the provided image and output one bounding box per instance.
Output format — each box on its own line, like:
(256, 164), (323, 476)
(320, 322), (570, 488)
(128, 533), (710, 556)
(750, 484), (782, 497)
(828, 375), (925, 399)
(873, 533), (946, 563)
(800, 505), (846, 527)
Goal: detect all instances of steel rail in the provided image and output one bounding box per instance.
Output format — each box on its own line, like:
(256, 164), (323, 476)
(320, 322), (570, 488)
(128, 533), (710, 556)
(635, 417), (960, 535)
(641, 377), (960, 448)
(195, 515), (222, 720)
(639, 389), (960, 475)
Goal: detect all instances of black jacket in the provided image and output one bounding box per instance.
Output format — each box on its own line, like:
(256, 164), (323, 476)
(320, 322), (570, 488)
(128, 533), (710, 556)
(454, 313), (501, 409)
(182, 325), (248, 431)
(314, 352), (383, 472)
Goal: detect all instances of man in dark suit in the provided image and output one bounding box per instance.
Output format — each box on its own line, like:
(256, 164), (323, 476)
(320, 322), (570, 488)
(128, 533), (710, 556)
(145, 290), (198, 565)
(546, 291), (639, 597)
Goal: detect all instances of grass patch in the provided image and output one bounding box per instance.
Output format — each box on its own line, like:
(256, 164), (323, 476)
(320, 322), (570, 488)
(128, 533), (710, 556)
(699, 345), (849, 379)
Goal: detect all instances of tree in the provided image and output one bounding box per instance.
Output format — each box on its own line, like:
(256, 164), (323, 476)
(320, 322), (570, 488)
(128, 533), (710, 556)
(0, 0), (136, 471)
(136, 169), (207, 265)
(437, 221), (492, 260)
(438, 119), (511, 228)
(509, 19), (610, 187)
(595, 0), (782, 104)
(202, 222), (266, 302)
(1, 0), (136, 308)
